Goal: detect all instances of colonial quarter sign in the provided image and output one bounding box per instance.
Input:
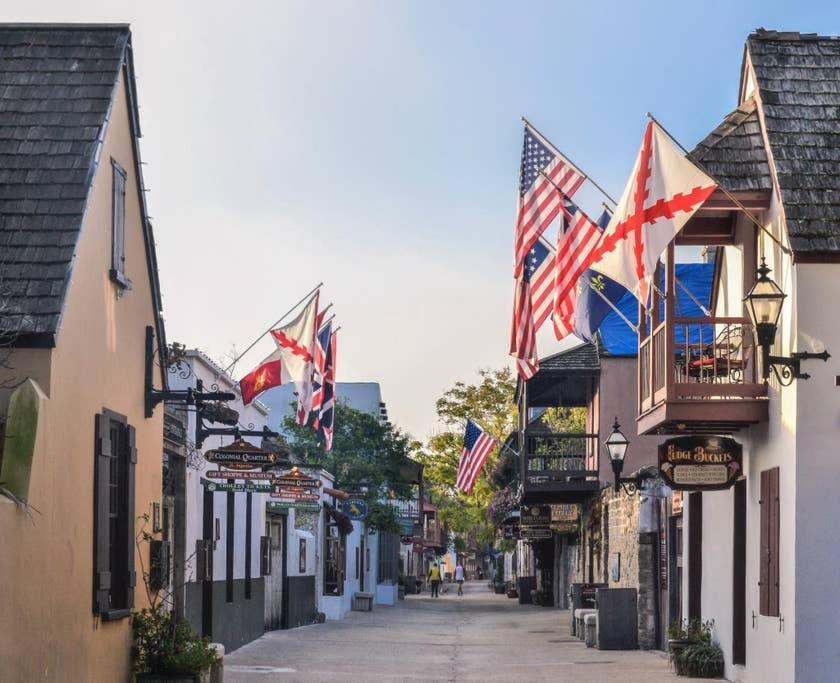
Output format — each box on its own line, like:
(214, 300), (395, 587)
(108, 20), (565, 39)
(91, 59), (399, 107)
(658, 436), (742, 491)
(203, 439), (277, 470)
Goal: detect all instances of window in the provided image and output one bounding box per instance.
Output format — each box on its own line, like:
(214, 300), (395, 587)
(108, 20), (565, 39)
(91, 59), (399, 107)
(110, 160), (129, 288)
(93, 410), (136, 619)
(759, 467), (780, 617)
(299, 539), (307, 573)
(323, 521), (345, 595)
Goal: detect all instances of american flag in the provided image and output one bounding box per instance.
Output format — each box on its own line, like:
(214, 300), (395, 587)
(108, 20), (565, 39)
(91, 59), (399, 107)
(513, 123), (586, 278)
(526, 236), (557, 331)
(510, 270), (538, 380)
(552, 199), (605, 340)
(317, 331), (337, 451)
(456, 419), (496, 494)
(310, 320), (332, 425)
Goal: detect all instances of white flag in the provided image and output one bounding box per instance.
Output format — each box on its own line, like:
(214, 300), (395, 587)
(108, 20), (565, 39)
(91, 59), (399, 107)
(590, 122), (716, 303)
(270, 292), (319, 425)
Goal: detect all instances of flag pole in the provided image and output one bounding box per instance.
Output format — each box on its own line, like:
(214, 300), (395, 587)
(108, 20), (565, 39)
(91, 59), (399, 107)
(223, 282), (323, 375)
(319, 313), (336, 330)
(645, 112), (790, 255)
(522, 116), (619, 206)
(580, 277), (638, 334)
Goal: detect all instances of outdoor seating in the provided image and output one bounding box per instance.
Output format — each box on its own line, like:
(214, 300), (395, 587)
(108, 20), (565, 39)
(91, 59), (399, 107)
(584, 614), (598, 648)
(674, 324), (746, 385)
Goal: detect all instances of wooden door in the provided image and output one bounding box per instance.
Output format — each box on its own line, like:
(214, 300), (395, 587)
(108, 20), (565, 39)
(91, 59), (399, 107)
(264, 516), (284, 630)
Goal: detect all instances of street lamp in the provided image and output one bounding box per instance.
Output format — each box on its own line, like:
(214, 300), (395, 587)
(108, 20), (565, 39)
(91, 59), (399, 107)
(744, 258), (830, 384)
(605, 418), (656, 495)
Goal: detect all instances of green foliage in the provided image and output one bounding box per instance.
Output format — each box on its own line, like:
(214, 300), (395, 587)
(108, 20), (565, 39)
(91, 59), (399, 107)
(676, 641), (724, 678)
(132, 604), (218, 675)
(540, 406), (587, 433)
(281, 401), (418, 534)
(667, 618), (714, 644)
(415, 368), (517, 547)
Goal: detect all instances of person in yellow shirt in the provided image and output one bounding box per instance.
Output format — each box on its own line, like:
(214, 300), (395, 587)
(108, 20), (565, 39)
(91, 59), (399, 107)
(428, 562), (442, 598)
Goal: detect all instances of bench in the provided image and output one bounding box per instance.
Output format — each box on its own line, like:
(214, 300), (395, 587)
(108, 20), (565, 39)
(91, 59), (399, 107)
(574, 608), (597, 640)
(584, 614), (598, 648)
(352, 592), (375, 612)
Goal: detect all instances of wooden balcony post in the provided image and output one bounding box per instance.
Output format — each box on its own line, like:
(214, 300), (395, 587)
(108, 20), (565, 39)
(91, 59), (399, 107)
(665, 243), (676, 401)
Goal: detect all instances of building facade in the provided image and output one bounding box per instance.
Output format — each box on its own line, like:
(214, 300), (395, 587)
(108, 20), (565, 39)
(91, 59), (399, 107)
(0, 25), (167, 681)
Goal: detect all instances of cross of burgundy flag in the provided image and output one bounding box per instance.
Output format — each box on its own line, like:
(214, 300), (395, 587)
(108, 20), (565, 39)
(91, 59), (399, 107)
(587, 121), (716, 303)
(457, 419), (496, 494)
(239, 292), (319, 409)
(513, 123), (586, 277)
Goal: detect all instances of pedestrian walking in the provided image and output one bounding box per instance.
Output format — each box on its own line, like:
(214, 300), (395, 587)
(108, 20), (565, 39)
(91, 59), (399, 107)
(455, 562), (465, 596)
(428, 562), (442, 598)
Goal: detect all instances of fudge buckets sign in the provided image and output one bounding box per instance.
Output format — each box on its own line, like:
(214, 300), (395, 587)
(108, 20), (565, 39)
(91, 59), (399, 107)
(658, 436), (742, 491)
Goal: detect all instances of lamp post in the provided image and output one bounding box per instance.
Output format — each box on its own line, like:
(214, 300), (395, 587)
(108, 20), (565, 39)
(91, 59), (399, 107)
(744, 258), (830, 384)
(605, 418), (657, 496)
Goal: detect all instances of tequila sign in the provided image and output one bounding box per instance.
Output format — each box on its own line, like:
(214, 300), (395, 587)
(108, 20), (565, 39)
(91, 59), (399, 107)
(658, 436), (742, 491)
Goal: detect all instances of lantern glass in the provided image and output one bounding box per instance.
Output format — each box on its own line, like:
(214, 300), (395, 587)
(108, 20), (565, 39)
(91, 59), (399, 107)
(604, 420), (629, 464)
(744, 260), (786, 329)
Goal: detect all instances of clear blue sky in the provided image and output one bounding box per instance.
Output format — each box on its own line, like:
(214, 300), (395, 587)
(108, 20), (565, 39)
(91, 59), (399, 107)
(15, 1), (840, 438)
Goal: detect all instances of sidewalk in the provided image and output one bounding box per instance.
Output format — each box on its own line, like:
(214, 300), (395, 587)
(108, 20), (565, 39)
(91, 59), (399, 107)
(224, 582), (715, 682)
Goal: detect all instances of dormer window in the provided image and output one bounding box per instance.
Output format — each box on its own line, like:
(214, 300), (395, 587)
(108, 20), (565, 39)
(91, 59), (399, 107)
(110, 160), (130, 289)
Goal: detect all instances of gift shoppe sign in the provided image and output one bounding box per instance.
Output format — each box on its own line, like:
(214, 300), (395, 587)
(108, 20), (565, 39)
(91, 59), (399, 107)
(658, 436), (742, 491)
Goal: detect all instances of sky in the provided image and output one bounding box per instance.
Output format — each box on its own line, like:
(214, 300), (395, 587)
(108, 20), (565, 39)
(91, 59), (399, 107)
(10, 1), (840, 439)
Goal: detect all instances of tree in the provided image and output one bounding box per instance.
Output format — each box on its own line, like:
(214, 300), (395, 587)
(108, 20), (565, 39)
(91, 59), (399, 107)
(281, 400), (418, 533)
(415, 368), (518, 546)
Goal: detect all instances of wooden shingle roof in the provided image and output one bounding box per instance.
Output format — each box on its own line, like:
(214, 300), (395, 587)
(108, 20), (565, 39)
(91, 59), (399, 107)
(747, 29), (840, 254)
(0, 24), (131, 345)
(690, 98), (772, 193)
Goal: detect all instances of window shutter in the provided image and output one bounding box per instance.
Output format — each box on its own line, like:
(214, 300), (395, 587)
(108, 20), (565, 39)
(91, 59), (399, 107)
(93, 414), (112, 614)
(125, 425), (137, 608)
(769, 467), (780, 617)
(759, 470), (769, 615)
(111, 162), (126, 275)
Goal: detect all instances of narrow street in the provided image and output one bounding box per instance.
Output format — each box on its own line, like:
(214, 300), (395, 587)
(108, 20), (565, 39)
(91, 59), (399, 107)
(225, 582), (696, 682)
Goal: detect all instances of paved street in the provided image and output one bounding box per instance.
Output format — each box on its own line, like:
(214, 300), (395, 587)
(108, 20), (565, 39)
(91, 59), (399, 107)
(225, 582), (704, 682)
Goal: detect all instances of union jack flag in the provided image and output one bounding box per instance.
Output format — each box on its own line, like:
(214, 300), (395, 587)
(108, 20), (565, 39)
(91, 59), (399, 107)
(310, 320), (332, 425)
(456, 419), (496, 494)
(552, 199), (604, 340)
(513, 123), (585, 277)
(317, 331), (337, 451)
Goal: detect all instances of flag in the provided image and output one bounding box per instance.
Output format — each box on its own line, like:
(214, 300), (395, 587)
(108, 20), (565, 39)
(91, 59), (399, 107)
(551, 199), (605, 340)
(572, 270), (628, 344)
(509, 273), (538, 380)
(513, 123), (586, 277)
(525, 236), (557, 331)
(456, 419), (496, 494)
(587, 121), (716, 303)
(311, 320), (332, 423)
(318, 331), (337, 451)
(270, 292), (319, 424)
(239, 350), (283, 406)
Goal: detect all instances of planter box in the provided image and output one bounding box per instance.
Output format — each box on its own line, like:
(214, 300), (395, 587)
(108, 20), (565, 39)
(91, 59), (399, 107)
(506, 590), (518, 599)
(136, 675), (200, 683)
(493, 584), (506, 594)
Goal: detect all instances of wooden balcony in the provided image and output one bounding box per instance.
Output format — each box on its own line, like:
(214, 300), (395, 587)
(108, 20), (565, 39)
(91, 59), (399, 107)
(637, 245), (768, 435)
(520, 432), (600, 504)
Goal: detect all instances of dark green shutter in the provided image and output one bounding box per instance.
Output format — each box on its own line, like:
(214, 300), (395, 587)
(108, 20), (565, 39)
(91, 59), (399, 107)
(126, 424), (137, 608)
(93, 414), (112, 614)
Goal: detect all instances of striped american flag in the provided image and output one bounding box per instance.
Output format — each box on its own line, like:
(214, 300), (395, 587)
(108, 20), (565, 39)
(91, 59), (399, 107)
(510, 269), (538, 380)
(514, 123), (585, 278)
(456, 419), (496, 494)
(552, 199), (604, 340)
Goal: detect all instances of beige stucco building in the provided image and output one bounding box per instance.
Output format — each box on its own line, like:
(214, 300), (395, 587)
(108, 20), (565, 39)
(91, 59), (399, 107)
(0, 25), (167, 681)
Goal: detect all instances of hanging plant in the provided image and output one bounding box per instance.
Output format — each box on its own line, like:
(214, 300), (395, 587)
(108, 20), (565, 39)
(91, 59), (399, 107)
(486, 485), (519, 528)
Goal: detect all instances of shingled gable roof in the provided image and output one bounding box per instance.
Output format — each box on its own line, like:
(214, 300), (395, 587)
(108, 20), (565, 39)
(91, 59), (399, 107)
(746, 29), (840, 255)
(0, 24), (163, 347)
(689, 98), (772, 193)
(514, 343), (600, 405)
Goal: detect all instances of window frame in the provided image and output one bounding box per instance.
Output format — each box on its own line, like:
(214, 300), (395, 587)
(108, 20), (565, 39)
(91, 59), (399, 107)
(323, 521), (345, 596)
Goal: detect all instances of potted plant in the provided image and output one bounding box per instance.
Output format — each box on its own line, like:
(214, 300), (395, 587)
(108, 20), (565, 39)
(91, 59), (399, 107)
(668, 618), (716, 676)
(667, 619), (693, 666)
(132, 511), (220, 682)
(676, 641), (725, 678)
(493, 579), (506, 594)
(506, 581), (518, 599)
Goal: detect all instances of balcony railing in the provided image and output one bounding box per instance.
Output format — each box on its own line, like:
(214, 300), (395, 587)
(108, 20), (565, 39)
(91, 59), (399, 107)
(521, 432), (600, 501)
(423, 523), (443, 547)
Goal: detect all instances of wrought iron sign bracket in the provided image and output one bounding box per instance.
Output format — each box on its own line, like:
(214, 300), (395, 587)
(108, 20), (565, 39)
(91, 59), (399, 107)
(144, 326), (236, 417)
(193, 378), (280, 448)
(612, 467), (659, 497)
(765, 350), (831, 386)
(195, 422), (279, 450)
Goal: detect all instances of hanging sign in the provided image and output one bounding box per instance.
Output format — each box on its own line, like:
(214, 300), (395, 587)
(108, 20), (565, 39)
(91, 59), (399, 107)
(502, 525), (520, 540)
(521, 527), (552, 540)
(204, 439), (277, 471)
(273, 474), (322, 489)
(520, 505), (551, 527)
(550, 504), (580, 523)
(340, 498), (368, 521)
(267, 500), (321, 513)
(658, 436), (742, 491)
(205, 470), (275, 481)
(271, 490), (321, 502)
(202, 479), (274, 493)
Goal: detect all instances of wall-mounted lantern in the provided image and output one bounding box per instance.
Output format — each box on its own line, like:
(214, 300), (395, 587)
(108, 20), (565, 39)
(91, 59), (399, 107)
(743, 259), (830, 385)
(606, 418), (656, 496)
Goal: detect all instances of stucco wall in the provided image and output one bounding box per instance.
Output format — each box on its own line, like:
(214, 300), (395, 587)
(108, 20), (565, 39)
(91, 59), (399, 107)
(0, 70), (164, 682)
